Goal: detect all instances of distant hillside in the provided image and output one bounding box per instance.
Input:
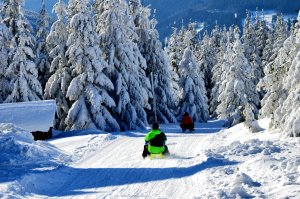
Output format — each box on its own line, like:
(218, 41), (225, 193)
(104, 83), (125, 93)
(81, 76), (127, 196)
(144, 0), (300, 40)
(24, 0), (300, 40)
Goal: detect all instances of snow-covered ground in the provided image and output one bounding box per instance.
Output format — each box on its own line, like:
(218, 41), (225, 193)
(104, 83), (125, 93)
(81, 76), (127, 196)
(0, 117), (299, 198)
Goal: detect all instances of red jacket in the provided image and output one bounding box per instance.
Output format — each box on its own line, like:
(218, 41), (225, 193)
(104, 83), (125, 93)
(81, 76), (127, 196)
(182, 115), (193, 124)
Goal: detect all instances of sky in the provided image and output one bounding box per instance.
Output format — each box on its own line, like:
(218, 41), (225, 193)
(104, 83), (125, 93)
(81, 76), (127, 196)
(25, 0), (62, 14)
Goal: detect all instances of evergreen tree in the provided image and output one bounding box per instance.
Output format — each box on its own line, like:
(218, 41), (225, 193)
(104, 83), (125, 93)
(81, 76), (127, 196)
(279, 47), (300, 137)
(35, 0), (51, 91)
(67, 0), (82, 20)
(2, 0), (20, 35)
(0, 14), (10, 103)
(210, 27), (231, 117)
(64, 0), (119, 131)
(3, 0), (42, 103)
(261, 28), (274, 70)
(128, 0), (142, 28)
(134, 6), (177, 123)
(44, 0), (71, 130)
(165, 25), (181, 74)
(264, 14), (288, 76)
(95, 0), (150, 130)
(217, 32), (259, 127)
(178, 47), (208, 122)
(254, 10), (268, 59)
(270, 12), (300, 134)
(258, 16), (294, 123)
(178, 20), (188, 57)
(186, 21), (199, 52)
(165, 21), (187, 77)
(197, 31), (216, 102)
(242, 11), (263, 86)
(164, 26), (181, 102)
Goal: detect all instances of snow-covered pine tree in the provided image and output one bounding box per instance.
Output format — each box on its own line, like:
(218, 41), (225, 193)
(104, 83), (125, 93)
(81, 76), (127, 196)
(2, 0), (19, 35)
(210, 22), (222, 52)
(270, 12), (300, 136)
(186, 21), (199, 52)
(164, 25), (181, 101)
(165, 25), (182, 74)
(177, 47), (208, 122)
(66, 0), (82, 20)
(44, 0), (71, 130)
(165, 20), (188, 76)
(197, 31), (216, 103)
(263, 14), (288, 77)
(210, 26), (231, 117)
(254, 10), (268, 59)
(0, 14), (10, 103)
(242, 11), (263, 86)
(94, 0), (150, 130)
(261, 27), (274, 69)
(128, 0), (141, 28)
(279, 49), (300, 136)
(258, 15), (294, 123)
(133, 5), (177, 124)
(3, 0), (42, 103)
(64, 0), (119, 131)
(217, 32), (259, 127)
(35, 0), (51, 91)
(178, 20), (188, 57)
(271, 32), (297, 127)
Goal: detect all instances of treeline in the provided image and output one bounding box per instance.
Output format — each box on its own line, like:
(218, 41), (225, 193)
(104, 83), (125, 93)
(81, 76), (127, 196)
(0, 0), (299, 137)
(164, 10), (300, 137)
(0, 0), (205, 132)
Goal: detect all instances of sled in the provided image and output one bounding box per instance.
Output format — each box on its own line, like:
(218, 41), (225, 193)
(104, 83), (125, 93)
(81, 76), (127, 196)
(150, 153), (164, 160)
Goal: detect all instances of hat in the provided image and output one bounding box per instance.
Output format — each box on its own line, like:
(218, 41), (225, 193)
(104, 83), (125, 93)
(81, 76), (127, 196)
(152, 122), (159, 129)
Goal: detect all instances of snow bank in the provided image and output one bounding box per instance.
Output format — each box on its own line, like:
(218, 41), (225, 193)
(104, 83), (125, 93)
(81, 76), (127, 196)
(0, 100), (56, 132)
(206, 139), (281, 157)
(201, 119), (300, 198)
(0, 123), (68, 167)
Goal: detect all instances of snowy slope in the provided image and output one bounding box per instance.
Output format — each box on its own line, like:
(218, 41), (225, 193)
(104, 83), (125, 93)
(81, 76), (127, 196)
(0, 118), (299, 198)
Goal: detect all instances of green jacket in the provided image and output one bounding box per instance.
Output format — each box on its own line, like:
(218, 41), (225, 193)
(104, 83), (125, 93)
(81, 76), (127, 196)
(145, 129), (166, 154)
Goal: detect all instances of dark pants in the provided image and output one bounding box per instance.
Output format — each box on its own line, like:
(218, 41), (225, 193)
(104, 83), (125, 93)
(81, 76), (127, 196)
(142, 145), (170, 158)
(180, 123), (194, 132)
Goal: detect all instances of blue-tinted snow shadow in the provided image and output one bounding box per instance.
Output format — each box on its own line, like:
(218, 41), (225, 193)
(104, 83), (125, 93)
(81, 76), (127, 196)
(52, 119), (227, 139)
(33, 157), (238, 197)
(0, 163), (62, 183)
(160, 119), (227, 135)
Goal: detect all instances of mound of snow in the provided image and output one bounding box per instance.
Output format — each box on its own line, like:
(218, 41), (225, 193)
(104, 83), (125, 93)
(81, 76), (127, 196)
(206, 139), (281, 158)
(0, 123), (68, 166)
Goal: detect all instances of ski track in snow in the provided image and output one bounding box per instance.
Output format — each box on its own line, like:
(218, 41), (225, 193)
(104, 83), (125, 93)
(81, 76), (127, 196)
(14, 121), (228, 198)
(3, 120), (300, 198)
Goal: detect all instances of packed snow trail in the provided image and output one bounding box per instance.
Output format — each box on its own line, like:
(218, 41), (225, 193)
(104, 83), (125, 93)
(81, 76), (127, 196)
(2, 119), (300, 198)
(20, 120), (231, 198)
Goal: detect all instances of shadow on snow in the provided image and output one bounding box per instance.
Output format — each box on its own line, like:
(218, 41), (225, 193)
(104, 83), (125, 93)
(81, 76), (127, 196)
(33, 157), (237, 197)
(52, 119), (227, 139)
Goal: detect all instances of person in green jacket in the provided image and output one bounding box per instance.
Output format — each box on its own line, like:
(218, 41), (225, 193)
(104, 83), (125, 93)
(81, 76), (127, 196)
(142, 123), (170, 158)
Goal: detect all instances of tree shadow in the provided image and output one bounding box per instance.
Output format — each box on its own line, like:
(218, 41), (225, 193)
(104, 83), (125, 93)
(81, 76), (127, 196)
(32, 157), (238, 197)
(160, 119), (227, 135)
(52, 119), (227, 139)
(0, 162), (61, 183)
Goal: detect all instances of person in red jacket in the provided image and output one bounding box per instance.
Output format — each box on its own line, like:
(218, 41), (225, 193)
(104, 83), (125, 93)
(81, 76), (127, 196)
(180, 112), (194, 132)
